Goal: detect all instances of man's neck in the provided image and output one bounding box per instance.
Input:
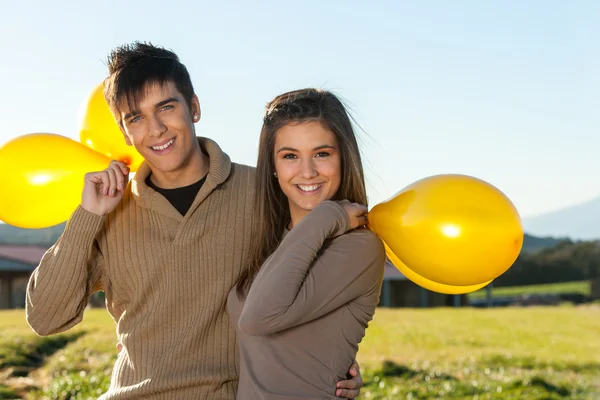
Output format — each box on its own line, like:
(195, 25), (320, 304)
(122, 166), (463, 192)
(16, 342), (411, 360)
(149, 146), (209, 189)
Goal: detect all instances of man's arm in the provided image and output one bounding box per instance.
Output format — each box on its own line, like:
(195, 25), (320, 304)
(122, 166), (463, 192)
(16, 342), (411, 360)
(26, 206), (106, 335)
(27, 160), (129, 335)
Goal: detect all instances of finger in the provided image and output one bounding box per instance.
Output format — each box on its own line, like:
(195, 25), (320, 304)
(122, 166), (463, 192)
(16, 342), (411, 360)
(105, 168), (118, 197)
(352, 207), (368, 224)
(347, 203), (364, 215)
(100, 172), (111, 196)
(360, 214), (368, 226)
(336, 388), (359, 398)
(109, 160), (129, 177)
(336, 378), (357, 390)
(110, 164), (126, 192)
(108, 160), (128, 178)
(354, 204), (368, 215)
(351, 361), (362, 385)
(115, 161), (130, 176)
(84, 172), (99, 185)
(350, 361), (360, 375)
(86, 172), (110, 196)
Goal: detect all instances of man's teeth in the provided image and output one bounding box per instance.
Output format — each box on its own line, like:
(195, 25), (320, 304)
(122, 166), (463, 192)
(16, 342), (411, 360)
(152, 139), (174, 151)
(298, 184), (322, 192)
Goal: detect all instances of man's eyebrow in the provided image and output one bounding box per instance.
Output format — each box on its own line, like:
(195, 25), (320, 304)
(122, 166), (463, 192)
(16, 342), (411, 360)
(122, 97), (180, 121)
(123, 109), (140, 122)
(155, 97), (179, 108)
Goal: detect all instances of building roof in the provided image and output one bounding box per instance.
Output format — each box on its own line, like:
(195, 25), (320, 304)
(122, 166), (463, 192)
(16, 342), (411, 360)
(0, 258), (39, 272)
(0, 244), (49, 266)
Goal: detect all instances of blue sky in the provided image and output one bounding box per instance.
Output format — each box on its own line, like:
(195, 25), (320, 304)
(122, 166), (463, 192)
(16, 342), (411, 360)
(1, 0), (598, 218)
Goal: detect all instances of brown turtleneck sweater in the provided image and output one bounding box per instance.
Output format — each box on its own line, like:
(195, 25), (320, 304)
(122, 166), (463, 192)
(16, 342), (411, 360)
(26, 137), (255, 399)
(227, 201), (385, 399)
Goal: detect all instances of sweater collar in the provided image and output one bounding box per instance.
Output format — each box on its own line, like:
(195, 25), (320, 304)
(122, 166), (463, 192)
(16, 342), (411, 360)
(131, 137), (231, 219)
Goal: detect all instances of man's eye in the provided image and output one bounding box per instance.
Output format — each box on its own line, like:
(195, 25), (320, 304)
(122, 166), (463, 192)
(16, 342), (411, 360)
(130, 116), (141, 123)
(160, 105), (173, 111)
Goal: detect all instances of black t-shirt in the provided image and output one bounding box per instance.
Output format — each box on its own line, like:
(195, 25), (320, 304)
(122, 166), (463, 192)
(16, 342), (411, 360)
(146, 174), (208, 216)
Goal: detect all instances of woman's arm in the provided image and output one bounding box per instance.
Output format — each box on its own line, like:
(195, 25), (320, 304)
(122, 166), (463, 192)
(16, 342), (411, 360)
(238, 201), (385, 336)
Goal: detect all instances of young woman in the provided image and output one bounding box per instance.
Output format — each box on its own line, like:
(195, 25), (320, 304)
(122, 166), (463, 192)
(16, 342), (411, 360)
(227, 88), (385, 399)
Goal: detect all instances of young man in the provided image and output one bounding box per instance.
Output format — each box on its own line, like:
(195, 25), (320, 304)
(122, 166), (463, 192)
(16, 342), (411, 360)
(26, 42), (363, 399)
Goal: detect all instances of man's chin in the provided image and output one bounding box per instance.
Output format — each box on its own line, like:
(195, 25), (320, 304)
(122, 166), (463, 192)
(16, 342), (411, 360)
(146, 160), (180, 175)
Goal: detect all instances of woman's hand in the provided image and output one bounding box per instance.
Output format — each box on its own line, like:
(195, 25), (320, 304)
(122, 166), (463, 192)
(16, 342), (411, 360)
(337, 200), (368, 231)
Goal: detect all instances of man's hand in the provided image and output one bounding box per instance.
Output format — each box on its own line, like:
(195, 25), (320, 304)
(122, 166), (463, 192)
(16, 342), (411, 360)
(81, 161), (130, 216)
(336, 361), (363, 398)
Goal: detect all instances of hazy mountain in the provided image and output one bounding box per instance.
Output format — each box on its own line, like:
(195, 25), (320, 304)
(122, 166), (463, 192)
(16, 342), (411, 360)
(521, 233), (562, 253)
(523, 196), (600, 241)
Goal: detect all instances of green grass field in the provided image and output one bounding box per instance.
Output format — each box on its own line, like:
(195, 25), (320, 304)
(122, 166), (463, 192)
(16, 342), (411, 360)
(1, 305), (599, 399)
(468, 280), (591, 300)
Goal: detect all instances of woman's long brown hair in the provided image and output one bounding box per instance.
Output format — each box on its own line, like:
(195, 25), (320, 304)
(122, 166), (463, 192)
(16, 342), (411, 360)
(236, 88), (368, 299)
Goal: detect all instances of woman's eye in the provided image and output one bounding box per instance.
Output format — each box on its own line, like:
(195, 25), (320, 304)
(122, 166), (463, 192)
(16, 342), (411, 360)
(315, 151), (330, 157)
(282, 154), (297, 160)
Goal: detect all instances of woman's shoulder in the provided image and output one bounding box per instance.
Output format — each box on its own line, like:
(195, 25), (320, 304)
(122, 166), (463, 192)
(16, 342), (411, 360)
(330, 227), (386, 262)
(340, 226), (383, 243)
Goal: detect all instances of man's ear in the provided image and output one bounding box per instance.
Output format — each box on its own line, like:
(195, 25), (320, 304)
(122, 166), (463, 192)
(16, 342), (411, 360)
(191, 94), (201, 122)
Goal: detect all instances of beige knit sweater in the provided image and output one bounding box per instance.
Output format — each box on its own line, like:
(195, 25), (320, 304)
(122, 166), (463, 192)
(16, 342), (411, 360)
(26, 137), (255, 399)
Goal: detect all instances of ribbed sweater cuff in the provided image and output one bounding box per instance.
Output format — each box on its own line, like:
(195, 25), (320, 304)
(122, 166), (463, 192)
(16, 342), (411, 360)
(62, 206), (106, 244)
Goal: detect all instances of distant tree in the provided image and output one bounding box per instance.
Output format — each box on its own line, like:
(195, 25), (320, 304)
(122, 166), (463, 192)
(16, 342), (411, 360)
(495, 239), (600, 287)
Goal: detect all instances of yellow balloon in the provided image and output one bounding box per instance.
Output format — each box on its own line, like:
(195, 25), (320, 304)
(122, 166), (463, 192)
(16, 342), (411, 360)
(369, 174), (523, 286)
(79, 83), (144, 171)
(382, 241), (491, 295)
(0, 133), (111, 229)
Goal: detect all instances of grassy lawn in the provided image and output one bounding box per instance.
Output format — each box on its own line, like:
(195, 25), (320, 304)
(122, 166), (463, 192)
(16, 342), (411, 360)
(1, 306), (599, 399)
(359, 306), (600, 399)
(468, 280), (591, 300)
(0, 310), (116, 399)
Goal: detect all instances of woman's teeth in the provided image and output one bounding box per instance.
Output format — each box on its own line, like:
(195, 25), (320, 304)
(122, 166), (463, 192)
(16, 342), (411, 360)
(297, 184), (322, 192)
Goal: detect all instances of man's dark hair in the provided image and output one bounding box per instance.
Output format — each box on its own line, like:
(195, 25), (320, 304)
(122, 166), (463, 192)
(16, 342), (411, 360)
(103, 41), (195, 123)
